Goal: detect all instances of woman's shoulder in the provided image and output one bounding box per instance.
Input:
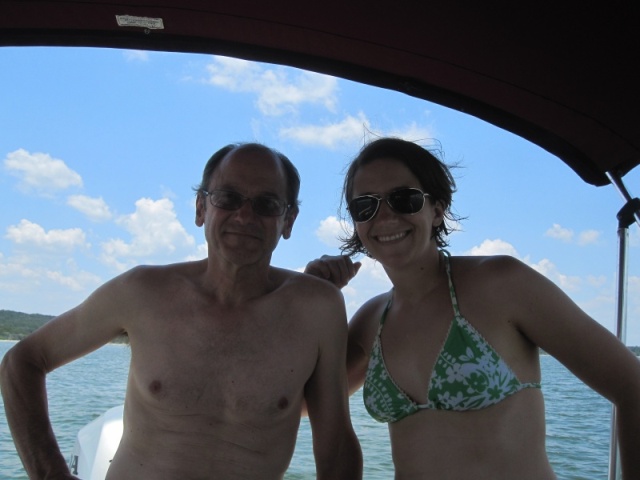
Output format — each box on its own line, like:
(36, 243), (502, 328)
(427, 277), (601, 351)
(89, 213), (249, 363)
(348, 292), (390, 350)
(350, 292), (391, 326)
(358, 290), (391, 311)
(450, 254), (539, 297)
(453, 253), (529, 277)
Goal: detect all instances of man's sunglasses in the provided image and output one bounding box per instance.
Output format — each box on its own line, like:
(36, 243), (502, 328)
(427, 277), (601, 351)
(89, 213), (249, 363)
(348, 188), (431, 223)
(202, 189), (290, 217)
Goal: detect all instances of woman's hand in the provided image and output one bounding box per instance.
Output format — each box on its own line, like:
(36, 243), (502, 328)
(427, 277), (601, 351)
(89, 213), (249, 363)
(305, 255), (362, 288)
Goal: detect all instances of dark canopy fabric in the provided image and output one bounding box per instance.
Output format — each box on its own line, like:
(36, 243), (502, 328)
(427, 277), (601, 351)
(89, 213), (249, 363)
(1, 0), (638, 186)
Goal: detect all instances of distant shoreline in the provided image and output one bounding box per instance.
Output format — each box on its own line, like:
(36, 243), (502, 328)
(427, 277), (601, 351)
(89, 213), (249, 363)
(2, 338), (637, 354)
(1, 310), (637, 353)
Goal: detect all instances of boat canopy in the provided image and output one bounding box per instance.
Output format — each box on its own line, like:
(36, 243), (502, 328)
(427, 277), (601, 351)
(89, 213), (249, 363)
(0, 0), (639, 187)
(1, 2), (639, 478)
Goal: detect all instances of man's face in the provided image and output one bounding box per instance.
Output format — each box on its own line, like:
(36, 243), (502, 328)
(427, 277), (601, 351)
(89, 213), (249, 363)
(196, 147), (296, 268)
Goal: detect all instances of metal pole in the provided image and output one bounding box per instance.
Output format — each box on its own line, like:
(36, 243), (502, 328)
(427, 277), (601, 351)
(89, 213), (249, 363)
(605, 170), (639, 480)
(608, 223), (628, 480)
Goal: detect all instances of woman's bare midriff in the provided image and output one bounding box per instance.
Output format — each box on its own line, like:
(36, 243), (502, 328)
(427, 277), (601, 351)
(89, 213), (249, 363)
(389, 389), (556, 480)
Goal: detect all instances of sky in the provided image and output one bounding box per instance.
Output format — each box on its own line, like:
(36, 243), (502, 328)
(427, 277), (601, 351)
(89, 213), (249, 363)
(1, 46), (639, 345)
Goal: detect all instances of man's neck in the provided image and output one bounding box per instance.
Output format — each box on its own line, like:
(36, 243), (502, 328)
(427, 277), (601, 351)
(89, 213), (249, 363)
(202, 257), (277, 306)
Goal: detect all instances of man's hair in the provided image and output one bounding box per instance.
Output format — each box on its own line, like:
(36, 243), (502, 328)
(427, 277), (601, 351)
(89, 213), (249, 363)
(340, 137), (461, 257)
(194, 143), (300, 215)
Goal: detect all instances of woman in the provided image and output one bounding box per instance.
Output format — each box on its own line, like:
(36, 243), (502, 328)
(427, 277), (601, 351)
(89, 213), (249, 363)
(305, 137), (640, 478)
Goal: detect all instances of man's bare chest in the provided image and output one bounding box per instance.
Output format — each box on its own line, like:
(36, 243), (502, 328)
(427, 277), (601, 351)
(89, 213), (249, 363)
(126, 306), (317, 419)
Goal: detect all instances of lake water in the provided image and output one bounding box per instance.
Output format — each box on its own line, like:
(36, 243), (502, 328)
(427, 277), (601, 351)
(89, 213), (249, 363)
(0, 341), (614, 479)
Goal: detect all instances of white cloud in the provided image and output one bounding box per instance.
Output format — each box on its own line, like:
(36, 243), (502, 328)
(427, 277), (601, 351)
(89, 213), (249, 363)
(387, 122), (436, 144)
(67, 194), (113, 222)
(280, 113), (371, 148)
(100, 197), (195, 269)
(577, 229), (600, 246)
(0, 255), (37, 281)
(124, 50), (150, 62)
(465, 238), (584, 292)
(4, 149), (83, 195)
(529, 257), (582, 292)
(44, 269), (102, 291)
(545, 223), (600, 246)
(5, 219), (88, 251)
(279, 115), (437, 150)
(465, 238), (519, 257)
(205, 56), (256, 89)
(545, 223), (573, 242)
(184, 242), (208, 262)
(586, 275), (607, 288)
(204, 56), (338, 116)
(315, 216), (349, 247)
(0, 252), (102, 312)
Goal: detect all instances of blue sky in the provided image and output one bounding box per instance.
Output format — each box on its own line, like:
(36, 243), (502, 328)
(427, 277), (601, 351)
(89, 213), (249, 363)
(1, 47), (639, 345)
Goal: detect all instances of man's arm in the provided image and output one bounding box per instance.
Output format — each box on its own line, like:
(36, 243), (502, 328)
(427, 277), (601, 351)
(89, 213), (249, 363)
(1, 337), (76, 479)
(0, 275), (130, 479)
(303, 280), (363, 480)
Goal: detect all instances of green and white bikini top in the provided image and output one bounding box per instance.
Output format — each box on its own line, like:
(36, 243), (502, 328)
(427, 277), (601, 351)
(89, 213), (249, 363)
(363, 252), (541, 423)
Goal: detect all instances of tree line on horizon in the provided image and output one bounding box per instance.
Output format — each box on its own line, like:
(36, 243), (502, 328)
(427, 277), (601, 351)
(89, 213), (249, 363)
(1, 309), (639, 354)
(0, 310), (128, 343)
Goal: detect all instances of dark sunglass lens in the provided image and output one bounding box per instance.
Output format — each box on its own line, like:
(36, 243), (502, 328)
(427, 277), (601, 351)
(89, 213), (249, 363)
(254, 197), (285, 216)
(349, 197), (379, 222)
(212, 191), (243, 210)
(389, 189), (425, 214)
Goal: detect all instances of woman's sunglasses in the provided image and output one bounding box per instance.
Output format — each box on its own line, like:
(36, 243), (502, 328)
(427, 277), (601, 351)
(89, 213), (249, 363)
(348, 188), (431, 223)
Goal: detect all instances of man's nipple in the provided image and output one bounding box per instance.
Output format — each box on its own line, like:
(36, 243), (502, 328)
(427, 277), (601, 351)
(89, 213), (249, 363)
(149, 380), (163, 395)
(277, 396), (289, 410)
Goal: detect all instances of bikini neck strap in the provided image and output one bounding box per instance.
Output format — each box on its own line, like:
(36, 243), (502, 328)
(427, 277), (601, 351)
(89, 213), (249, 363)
(441, 250), (462, 317)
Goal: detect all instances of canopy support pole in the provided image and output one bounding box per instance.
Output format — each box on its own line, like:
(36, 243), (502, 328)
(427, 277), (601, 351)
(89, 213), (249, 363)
(606, 171), (640, 480)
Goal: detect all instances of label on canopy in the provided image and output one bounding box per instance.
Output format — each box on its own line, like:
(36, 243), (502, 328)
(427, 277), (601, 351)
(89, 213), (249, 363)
(116, 15), (164, 30)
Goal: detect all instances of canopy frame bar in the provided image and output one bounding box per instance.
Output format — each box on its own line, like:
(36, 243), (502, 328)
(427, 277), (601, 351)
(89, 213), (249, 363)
(606, 171), (640, 480)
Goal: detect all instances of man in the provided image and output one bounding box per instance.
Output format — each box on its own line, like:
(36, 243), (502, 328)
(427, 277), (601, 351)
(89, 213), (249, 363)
(0, 143), (363, 479)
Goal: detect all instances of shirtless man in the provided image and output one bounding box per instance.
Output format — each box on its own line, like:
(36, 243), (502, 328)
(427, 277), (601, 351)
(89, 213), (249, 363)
(0, 143), (363, 480)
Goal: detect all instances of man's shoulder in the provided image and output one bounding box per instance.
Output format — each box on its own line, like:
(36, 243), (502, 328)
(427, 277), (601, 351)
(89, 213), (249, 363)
(114, 260), (204, 289)
(269, 268), (344, 316)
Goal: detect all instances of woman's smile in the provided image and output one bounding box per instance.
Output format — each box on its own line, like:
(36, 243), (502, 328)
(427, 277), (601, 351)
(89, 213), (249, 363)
(375, 230), (410, 243)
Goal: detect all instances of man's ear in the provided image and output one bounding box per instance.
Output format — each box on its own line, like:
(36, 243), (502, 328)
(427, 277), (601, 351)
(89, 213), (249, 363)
(195, 194), (206, 227)
(282, 210), (298, 240)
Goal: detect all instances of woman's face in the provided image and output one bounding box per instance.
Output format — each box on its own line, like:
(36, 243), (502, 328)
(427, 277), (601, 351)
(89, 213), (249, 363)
(351, 157), (443, 267)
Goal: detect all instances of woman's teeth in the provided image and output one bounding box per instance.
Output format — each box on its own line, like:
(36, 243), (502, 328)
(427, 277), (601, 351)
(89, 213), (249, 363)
(377, 231), (407, 243)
